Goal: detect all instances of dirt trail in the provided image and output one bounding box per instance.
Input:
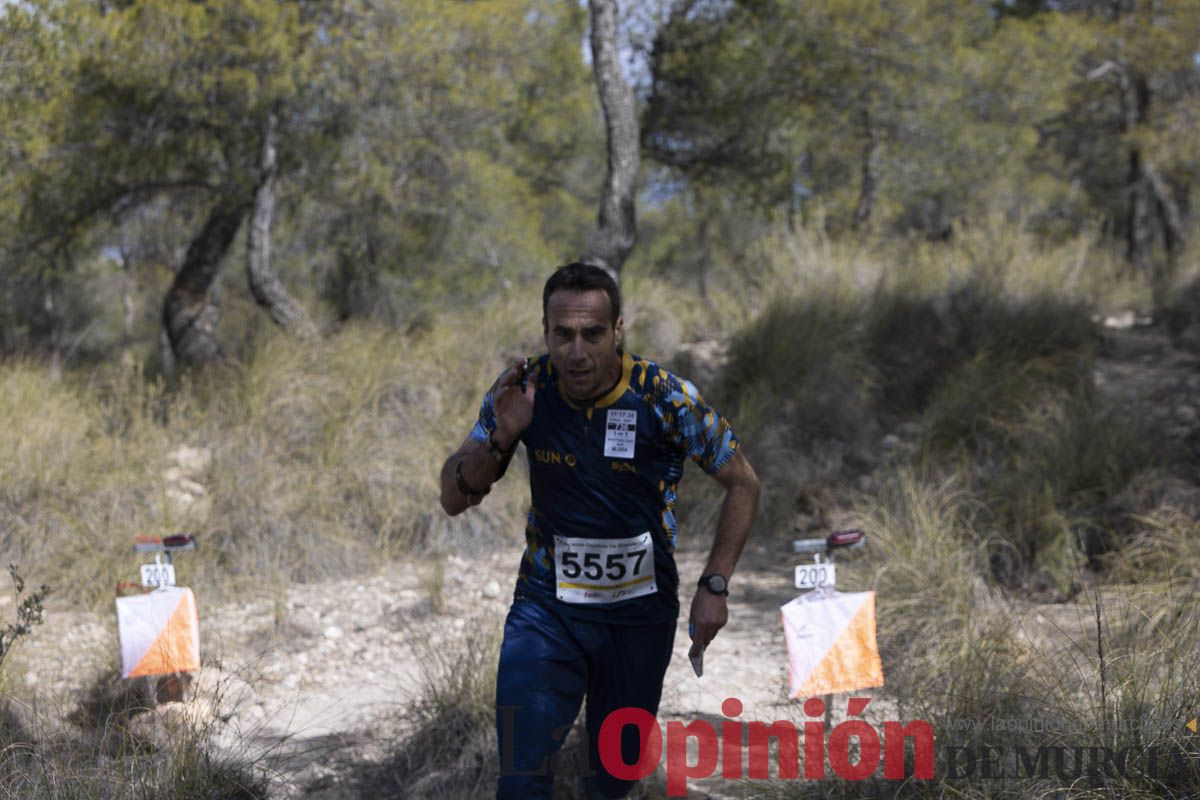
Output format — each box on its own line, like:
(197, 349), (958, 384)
(247, 540), (804, 798)
(10, 318), (1198, 798)
(10, 528), (804, 798)
(1094, 317), (1200, 427)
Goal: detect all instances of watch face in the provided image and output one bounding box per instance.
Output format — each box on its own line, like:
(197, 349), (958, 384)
(706, 575), (727, 594)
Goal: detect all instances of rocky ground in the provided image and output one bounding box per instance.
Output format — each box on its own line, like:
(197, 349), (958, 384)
(6, 317), (1198, 799)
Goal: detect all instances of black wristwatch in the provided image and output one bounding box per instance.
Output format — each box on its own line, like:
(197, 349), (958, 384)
(698, 574), (729, 596)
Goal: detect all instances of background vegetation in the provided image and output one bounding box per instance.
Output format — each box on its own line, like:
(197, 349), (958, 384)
(2, 0), (1199, 797)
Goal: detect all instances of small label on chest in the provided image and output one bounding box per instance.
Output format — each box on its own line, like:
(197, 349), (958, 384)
(603, 408), (637, 458)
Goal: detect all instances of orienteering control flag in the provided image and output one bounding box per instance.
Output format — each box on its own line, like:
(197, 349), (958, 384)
(115, 586), (200, 678)
(781, 590), (883, 697)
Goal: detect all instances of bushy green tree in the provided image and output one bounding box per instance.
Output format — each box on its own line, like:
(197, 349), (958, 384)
(1034, 0), (1200, 281)
(643, 0), (1200, 280)
(645, 1), (1016, 233)
(4, 0), (338, 364)
(300, 0), (601, 319)
(1, 0), (604, 356)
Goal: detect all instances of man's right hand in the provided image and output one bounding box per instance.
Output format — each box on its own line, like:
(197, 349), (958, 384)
(492, 359), (536, 447)
(439, 360), (535, 516)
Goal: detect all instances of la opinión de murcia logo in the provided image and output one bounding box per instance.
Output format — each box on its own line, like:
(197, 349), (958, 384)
(501, 701), (1199, 796)
(589, 701), (1199, 796)
(597, 696), (933, 797)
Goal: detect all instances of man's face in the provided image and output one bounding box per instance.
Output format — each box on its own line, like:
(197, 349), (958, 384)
(544, 288), (624, 402)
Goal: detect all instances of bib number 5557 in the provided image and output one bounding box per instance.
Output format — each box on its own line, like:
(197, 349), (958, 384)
(554, 532), (657, 604)
(559, 548), (647, 581)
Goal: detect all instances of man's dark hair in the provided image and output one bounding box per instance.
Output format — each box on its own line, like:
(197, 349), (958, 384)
(542, 262), (621, 325)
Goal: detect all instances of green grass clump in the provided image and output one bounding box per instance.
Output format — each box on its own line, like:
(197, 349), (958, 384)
(719, 275), (1101, 448)
(0, 670), (269, 799)
(347, 617), (500, 799)
(718, 267), (1168, 585)
(723, 288), (876, 448)
(848, 471), (1041, 734)
(889, 288), (1097, 429)
(973, 387), (1159, 587)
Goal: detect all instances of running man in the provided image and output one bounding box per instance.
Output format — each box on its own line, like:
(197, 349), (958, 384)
(439, 262), (759, 799)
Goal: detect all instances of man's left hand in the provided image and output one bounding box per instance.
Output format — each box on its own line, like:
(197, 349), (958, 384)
(689, 588), (729, 650)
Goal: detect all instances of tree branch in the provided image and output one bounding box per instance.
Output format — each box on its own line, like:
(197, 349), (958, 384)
(246, 112), (318, 339)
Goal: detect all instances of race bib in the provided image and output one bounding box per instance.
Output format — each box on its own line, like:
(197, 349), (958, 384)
(554, 532), (657, 604)
(604, 409), (637, 458)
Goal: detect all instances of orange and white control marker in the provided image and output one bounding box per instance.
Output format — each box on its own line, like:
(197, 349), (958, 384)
(782, 589), (883, 698)
(116, 585), (200, 679)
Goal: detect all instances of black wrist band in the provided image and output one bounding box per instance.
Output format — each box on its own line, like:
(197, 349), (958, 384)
(455, 459), (489, 499)
(487, 429), (516, 462)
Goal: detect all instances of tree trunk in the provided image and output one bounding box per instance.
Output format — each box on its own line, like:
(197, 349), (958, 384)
(1120, 72), (1152, 274)
(42, 283), (61, 380)
(162, 200), (248, 367)
(1127, 148), (1153, 273)
(121, 259), (135, 364)
(1144, 160), (1184, 268)
(246, 114), (317, 338)
(1092, 60), (1155, 274)
(581, 0), (639, 279)
(0, 277), (10, 356)
(852, 110), (878, 230)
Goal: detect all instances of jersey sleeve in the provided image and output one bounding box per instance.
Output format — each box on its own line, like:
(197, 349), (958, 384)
(468, 373), (503, 444)
(659, 371), (740, 475)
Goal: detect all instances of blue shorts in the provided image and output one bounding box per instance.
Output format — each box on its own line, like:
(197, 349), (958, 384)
(495, 597), (677, 799)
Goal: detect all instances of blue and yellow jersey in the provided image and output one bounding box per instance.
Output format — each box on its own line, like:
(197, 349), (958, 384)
(470, 350), (739, 624)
